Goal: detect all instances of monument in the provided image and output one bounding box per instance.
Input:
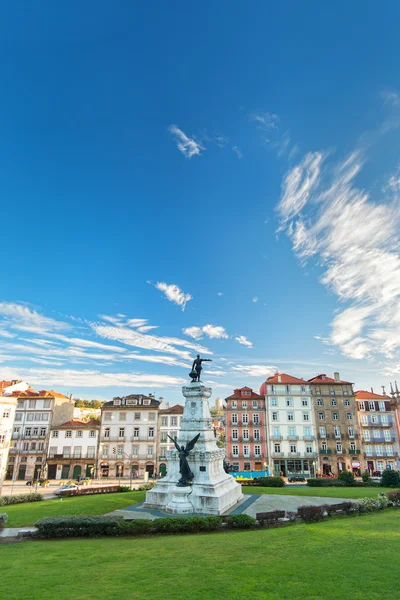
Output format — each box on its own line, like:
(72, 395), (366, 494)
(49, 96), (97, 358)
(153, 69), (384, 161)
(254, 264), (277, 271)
(144, 356), (243, 515)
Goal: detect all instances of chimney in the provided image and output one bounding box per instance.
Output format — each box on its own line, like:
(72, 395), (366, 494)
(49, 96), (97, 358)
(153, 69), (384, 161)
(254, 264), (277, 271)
(371, 387), (374, 393)
(390, 382), (395, 397)
(277, 375), (281, 383)
(334, 372), (340, 382)
(382, 386), (386, 396)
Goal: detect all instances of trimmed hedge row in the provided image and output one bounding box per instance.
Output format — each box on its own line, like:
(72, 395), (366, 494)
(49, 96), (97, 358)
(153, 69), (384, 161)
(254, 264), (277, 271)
(57, 485), (127, 497)
(0, 493), (43, 506)
(306, 479), (379, 488)
(242, 476), (285, 488)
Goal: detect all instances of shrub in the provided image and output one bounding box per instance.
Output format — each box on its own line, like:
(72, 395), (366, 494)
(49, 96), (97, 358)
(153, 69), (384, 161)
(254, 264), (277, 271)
(138, 483), (154, 491)
(56, 485), (122, 497)
(256, 510), (285, 526)
(358, 495), (389, 513)
(251, 476), (285, 488)
(381, 469), (400, 487)
(387, 489), (400, 507)
(307, 478), (344, 487)
(35, 516), (124, 538)
(224, 514), (257, 529)
(123, 519), (154, 535)
(119, 486), (131, 492)
(297, 505), (325, 523)
(338, 470), (355, 484)
(0, 493), (43, 506)
(362, 470), (371, 483)
(0, 513), (8, 529)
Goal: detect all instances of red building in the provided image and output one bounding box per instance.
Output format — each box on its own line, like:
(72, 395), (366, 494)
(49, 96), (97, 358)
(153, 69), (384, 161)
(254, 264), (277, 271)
(225, 386), (266, 472)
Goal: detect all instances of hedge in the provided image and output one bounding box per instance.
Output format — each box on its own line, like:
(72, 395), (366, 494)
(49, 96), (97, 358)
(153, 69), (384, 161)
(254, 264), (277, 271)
(244, 476), (285, 488)
(224, 514), (256, 529)
(387, 489), (400, 507)
(306, 479), (379, 488)
(56, 485), (126, 497)
(36, 516), (124, 538)
(0, 493), (43, 506)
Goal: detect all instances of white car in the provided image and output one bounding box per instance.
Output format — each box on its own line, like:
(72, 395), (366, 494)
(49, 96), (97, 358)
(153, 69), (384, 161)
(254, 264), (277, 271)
(54, 483), (78, 495)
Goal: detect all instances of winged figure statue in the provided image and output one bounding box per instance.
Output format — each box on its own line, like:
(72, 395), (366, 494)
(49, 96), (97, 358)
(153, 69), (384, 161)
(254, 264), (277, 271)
(167, 433), (200, 486)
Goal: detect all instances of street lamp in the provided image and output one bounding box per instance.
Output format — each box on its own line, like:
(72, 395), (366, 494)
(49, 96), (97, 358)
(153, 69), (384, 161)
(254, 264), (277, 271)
(112, 448), (133, 490)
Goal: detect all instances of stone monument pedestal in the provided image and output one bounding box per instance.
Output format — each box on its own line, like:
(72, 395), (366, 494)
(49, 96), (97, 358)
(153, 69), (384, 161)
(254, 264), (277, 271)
(144, 382), (243, 515)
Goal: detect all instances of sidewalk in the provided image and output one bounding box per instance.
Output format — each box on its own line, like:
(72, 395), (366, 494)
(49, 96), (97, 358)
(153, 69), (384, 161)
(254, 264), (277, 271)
(1, 478), (146, 497)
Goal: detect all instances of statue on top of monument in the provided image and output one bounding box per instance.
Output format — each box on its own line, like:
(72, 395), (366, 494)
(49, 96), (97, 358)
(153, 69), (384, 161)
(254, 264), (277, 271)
(168, 433), (200, 486)
(189, 354), (212, 382)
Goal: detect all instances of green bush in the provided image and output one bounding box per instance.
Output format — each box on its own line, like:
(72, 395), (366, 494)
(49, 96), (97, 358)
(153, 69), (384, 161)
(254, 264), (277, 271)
(307, 479), (344, 487)
(151, 516), (222, 534)
(362, 470), (371, 483)
(252, 476), (285, 487)
(297, 505), (325, 523)
(224, 514), (256, 529)
(387, 489), (400, 507)
(35, 516), (124, 538)
(119, 486), (131, 492)
(357, 495), (389, 512)
(338, 470), (355, 484)
(381, 469), (400, 487)
(123, 519), (154, 535)
(0, 493), (43, 506)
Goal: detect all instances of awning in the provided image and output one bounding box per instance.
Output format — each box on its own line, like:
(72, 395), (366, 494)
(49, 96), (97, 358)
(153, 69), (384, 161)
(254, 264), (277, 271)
(351, 462), (361, 468)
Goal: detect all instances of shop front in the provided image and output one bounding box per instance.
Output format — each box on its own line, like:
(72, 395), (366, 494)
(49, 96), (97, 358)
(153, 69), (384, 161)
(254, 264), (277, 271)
(273, 458), (315, 478)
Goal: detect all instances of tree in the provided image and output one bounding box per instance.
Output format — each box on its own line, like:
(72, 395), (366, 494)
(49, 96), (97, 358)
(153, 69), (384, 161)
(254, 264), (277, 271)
(381, 469), (400, 487)
(338, 469), (354, 484)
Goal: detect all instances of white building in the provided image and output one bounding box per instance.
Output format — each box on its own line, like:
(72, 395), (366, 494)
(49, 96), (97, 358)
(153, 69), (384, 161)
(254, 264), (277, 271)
(260, 373), (318, 478)
(158, 404), (184, 477)
(0, 394), (17, 490)
(47, 420), (100, 480)
(8, 388), (74, 481)
(98, 394), (161, 479)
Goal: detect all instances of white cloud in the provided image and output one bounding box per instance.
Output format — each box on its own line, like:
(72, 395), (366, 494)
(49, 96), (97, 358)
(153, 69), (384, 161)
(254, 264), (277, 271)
(235, 335), (253, 348)
(279, 150), (400, 363)
(251, 112), (279, 130)
(0, 302), (70, 335)
(153, 282), (192, 311)
(231, 364), (278, 377)
(232, 146), (243, 159)
(168, 125), (204, 158)
(137, 325), (158, 333)
(183, 324), (229, 340)
(217, 292), (224, 296)
(252, 297), (259, 303)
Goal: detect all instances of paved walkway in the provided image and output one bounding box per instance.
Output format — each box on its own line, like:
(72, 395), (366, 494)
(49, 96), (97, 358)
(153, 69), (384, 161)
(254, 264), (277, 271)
(0, 527), (37, 539)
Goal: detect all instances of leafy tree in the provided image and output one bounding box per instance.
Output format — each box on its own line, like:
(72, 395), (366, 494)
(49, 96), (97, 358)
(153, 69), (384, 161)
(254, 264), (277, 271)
(362, 470), (371, 483)
(381, 469), (400, 487)
(338, 469), (355, 484)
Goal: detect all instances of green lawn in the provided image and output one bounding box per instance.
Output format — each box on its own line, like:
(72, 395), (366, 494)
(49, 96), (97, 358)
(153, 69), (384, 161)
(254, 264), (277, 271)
(4, 491), (145, 527)
(1, 511), (399, 600)
(246, 485), (393, 498)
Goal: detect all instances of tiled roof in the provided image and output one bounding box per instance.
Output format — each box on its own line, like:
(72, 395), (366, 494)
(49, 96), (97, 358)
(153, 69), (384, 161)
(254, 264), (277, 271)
(103, 394), (161, 408)
(355, 390), (392, 400)
(12, 387), (70, 399)
(225, 386), (264, 400)
(159, 404), (184, 414)
(265, 373), (307, 384)
(308, 374), (353, 385)
(0, 380), (21, 391)
(54, 419), (100, 428)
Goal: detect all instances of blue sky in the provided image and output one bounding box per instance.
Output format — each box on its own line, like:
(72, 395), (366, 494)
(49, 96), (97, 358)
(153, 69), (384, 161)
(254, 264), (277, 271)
(1, 2), (399, 401)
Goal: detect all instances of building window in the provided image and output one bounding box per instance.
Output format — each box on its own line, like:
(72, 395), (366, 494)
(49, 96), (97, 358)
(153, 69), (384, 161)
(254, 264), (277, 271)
(63, 446), (71, 458)
(301, 385), (307, 394)
(231, 401), (237, 409)
(171, 417), (177, 426)
(304, 427), (311, 437)
(52, 431), (58, 438)
(331, 399), (337, 406)
(134, 413), (140, 421)
(119, 412), (126, 422)
(232, 429), (238, 440)
(76, 430), (83, 438)
(254, 445), (261, 457)
(29, 400), (36, 408)
(119, 428), (125, 438)
(344, 399), (350, 406)
(132, 446), (138, 458)
(348, 427), (354, 438)
(149, 413), (156, 421)
(368, 401), (375, 411)
(378, 401), (386, 412)
(381, 415), (388, 426)
(89, 430), (96, 438)
(133, 428), (139, 439)
(161, 432), (168, 443)
(286, 398), (293, 407)
(387, 446), (394, 456)
(329, 386), (335, 395)
(322, 442), (327, 451)
(288, 427), (296, 437)
(252, 400), (258, 409)
(242, 429), (249, 440)
(287, 412), (294, 421)
(232, 445), (239, 457)
(74, 446), (82, 458)
(350, 442), (356, 451)
(242, 401), (247, 409)
(243, 462), (251, 471)
(371, 415), (378, 424)
(336, 442), (342, 452)
(363, 430), (370, 441)
(232, 462), (239, 471)
(332, 412), (338, 420)
(317, 399), (323, 406)
(346, 412), (353, 420)
(358, 401), (365, 411)
(253, 414), (260, 424)
(40, 428), (46, 437)
(104, 428), (110, 438)
(242, 414), (248, 424)
(376, 445), (383, 457)
(65, 431), (72, 438)
(117, 446), (124, 458)
(334, 426), (341, 438)
(232, 414), (238, 424)
(271, 397), (277, 407)
(243, 445), (250, 457)
(27, 413), (34, 421)
(274, 443), (281, 453)
(161, 416), (168, 426)
(361, 415), (368, 426)
(254, 429), (260, 441)
(319, 426), (326, 437)
(49, 446), (57, 456)
(25, 427), (32, 437)
(148, 427), (154, 438)
(302, 399), (308, 407)
(373, 429), (380, 439)
(318, 412), (324, 420)
(147, 446), (153, 458)
(384, 430), (391, 442)
(43, 399), (51, 409)
(303, 413), (309, 421)
(290, 444), (297, 453)
(306, 445), (313, 454)
(15, 413), (22, 422)
(365, 445), (373, 455)
(87, 446), (95, 458)
(104, 412), (112, 421)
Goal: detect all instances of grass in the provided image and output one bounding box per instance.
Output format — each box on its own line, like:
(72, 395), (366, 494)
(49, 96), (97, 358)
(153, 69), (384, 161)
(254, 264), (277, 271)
(245, 485), (393, 498)
(1, 510), (399, 600)
(4, 491), (145, 527)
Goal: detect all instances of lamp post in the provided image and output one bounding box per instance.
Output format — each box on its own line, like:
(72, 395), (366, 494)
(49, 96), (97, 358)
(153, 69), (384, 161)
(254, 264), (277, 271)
(112, 448), (133, 490)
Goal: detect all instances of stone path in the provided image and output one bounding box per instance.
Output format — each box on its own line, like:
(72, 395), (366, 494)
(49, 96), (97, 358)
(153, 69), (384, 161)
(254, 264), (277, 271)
(0, 527), (37, 539)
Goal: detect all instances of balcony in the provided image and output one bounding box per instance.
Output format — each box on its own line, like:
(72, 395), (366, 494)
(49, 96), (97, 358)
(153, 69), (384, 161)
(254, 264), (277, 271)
(335, 449), (346, 454)
(272, 452), (284, 457)
(288, 435), (299, 441)
(271, 435), (283, 441)
(288, 452), (300, 457)
(304, 436), (315, 441)
(320, 449), (332, 454)
(318, 433), (329, 439)
(348, 450), (361, 455)
(305, 452), (317, 457)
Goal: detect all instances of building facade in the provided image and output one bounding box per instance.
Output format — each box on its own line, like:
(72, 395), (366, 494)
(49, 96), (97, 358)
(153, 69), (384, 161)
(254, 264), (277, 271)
(0, 393), (17, 490)
(98, 394), (160, 479)
(225, 386), (267, 473)
(158, 404), (184, 477)
(7, 388), (74, 481)
(308, 373), (363, 476)
(47, 420), (100, 480)
(260, 373), (318, 478)
(355, 390), (399, 474)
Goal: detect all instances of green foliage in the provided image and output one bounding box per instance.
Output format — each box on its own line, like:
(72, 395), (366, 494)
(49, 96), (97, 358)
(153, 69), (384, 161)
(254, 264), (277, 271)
(119, 486), (131, 492)
(74, 399), (103, 409)
(152, 517), (222, 534)
(307, 478), (344, 487)
(137, 483), (154, 491)
(387, 489), (400, 507)
(224, 514), (256, 529)
(362, 470), (371, 483)
(123, 519), (154, 535)
(381, 469), (400, 487)
(338, 470), (355, 484)
(297, 505), (325, 523)
(358, 495), (389, 512)
(251, 476), (285, 487)
(35, 516), (124, 538)
(57, 485), (122, 497)
(0, 493), (43, 506)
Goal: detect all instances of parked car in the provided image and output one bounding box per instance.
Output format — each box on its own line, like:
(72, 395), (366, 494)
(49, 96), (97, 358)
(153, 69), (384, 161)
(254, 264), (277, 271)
(288, 476), (306, 483)
(75, 476), (92, 485)
(54, 483), (78, 495)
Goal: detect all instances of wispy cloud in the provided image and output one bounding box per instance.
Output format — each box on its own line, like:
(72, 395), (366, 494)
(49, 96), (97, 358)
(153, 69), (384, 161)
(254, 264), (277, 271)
(151, 281), (193, 311)
(231, 364), (278, 378)
(168, 125), (204, 158)
(250, 112), (279, 131)
(232, 145), (243, 159)
(252, 297), (259, 303)
(235, 335), (253, 348)
(278, 150), (400, 363)
(183, 324), (229, 340)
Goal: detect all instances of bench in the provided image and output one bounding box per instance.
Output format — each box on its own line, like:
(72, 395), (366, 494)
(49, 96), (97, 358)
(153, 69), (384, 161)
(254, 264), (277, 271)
(256, 510), (285, 525)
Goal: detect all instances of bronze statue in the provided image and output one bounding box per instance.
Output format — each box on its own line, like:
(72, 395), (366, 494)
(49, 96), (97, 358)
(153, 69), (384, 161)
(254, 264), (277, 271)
(189, 354), (212, 382)
(168, 433), (200, 486)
